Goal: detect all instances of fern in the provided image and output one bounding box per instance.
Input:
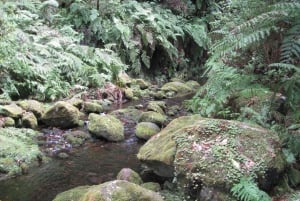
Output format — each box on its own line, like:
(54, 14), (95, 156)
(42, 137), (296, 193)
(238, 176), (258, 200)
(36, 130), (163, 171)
(231, 177), (272, 201)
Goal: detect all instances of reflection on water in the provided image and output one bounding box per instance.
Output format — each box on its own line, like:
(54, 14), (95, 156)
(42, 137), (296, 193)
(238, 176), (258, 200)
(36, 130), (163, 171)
(0, 140), (142, 201)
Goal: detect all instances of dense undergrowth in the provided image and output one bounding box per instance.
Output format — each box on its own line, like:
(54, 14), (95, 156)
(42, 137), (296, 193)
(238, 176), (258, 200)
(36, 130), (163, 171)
(0, 0), (208, 101)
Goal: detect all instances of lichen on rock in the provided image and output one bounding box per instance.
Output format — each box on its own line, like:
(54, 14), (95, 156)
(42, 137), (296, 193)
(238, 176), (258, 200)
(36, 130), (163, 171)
(138, 115), (284, 198)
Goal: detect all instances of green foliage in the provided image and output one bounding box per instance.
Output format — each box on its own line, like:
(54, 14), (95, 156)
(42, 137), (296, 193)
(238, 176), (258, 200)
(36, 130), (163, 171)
(0, 0), (126, 101)
(185, 63), (252, 118)
(231, 177), (271, 201)
(289, 192), (300, 201)
(0, 128), (43, 176)
(63, 0), (208, 77)
(187, 0), (300, 123)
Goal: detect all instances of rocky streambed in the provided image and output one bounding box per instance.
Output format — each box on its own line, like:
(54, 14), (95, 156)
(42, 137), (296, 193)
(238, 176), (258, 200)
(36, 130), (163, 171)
(0, 78), (196, 201)
(0, 77), (299, 201)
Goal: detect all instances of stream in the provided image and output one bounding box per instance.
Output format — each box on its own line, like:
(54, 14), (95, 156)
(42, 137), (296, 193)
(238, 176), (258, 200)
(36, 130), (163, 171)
(0, 94), (193, 201)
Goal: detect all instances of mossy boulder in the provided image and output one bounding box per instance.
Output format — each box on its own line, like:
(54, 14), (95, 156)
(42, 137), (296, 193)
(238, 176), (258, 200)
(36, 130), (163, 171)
(3, 117), (15, 127)
(88, 113), (124, 142)
(117, 168), (143, 185)
(135, 79), (150, 90)
(138, 115), (284, 196)
(17, 100), (45, 119)
(42, 101), (80, 128)
(110, 108), (142, 122)
(64, 130), (91, 146)
(135, 122), (160, 140)
(0, 128), (44, 179)
(83, 102), (103, 114)
(22, 112), (38, 129)
(53, 180), (164, 201)
(161, 81), (193, 96)
(147, 101), (166, 115)
(139, 111), (167, 127)
(0, 104), (23, 118)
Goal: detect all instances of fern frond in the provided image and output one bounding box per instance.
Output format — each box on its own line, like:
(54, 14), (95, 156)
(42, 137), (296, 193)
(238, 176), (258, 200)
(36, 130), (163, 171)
(231, 177), (272, 201)
(280, 23), (300, 64)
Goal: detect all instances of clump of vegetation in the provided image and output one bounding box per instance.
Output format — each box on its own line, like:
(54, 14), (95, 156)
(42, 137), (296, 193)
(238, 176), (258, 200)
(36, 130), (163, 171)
(0, 0), (126, 101)
(62, 0), (208, 79)
(0, 128), (44, 177)
(231, 177), (271, 201)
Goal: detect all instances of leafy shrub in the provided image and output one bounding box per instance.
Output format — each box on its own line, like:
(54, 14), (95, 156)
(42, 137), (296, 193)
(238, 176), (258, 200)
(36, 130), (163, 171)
(63, 0), (208, 78)
(0, 0), (126, 101)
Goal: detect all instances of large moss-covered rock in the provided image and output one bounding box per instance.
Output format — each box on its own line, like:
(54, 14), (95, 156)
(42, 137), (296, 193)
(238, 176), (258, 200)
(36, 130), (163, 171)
(0, 104), (23, 118)
(22, 112), (38, 129)
(42, 101), (80, 128)
(161, 81), (193, 95)
(0, 128), (44, 179)
(88, 113), (124, 142)
(117, 168), (143, 185)
(139, 111), (167, 127)
(135, 122), (160, 140)
(138, 115), (284, 197)
(53, 180), (163, 201)
(17, 100), (45, 119)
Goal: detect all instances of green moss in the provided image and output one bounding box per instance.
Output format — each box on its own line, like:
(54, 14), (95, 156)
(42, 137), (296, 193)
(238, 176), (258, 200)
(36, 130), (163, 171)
(147, 101), (166, 114)
(161, 81), (193, 95)
(141, 182), (161, 192)
(139, 111), (167, 127)
(52, 186), (90, 201)
(138, 115), (283, 194)
(83, 102), (103, 113)
(3, 117), (15, 127)
(0, 128), (44, 178)
(54, 180), (163, 201)
(0, 104), (23, 118)
(17, 100), (45, 119)
(117, 168), (143, 185)
(135, 122), (160, 140)
(42, 101), (80, 128)
(110, 108), (142, 122)
(22, 112), (38, 129)
(88, 113), (124, 141)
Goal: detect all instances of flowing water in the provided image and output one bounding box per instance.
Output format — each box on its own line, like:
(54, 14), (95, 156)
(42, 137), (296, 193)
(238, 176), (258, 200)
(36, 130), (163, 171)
(0, 136), (142, 201)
